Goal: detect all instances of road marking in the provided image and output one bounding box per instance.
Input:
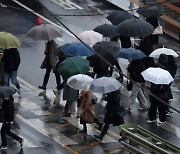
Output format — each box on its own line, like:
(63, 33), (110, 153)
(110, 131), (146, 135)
(12, 0), (75, 37)
(50, 0), (83, 9)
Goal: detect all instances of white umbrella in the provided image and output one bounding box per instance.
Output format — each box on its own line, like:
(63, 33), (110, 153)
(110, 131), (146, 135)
(77, 30), (103, 45)
(27, 24), (63, 41)
(149, 47), (179, 58)
(90, 77), (121, 94)
(141, 67), (174, 84)
(67, 74), (93, 91)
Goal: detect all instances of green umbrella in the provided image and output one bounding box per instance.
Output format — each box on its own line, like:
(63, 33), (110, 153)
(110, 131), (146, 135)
(0, 32), (21, 49)
(58, 57), (90, 79)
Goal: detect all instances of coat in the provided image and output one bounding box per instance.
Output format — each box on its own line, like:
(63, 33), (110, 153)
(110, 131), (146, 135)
(80, 90), (95, 123)
(2, 48), (20, 73)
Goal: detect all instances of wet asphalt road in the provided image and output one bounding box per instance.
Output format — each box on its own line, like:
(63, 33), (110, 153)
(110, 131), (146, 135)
(0, 0), (180, 153)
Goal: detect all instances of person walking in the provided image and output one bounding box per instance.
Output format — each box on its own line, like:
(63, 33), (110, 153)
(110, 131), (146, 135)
(0, 48), (21, 98)
(79, 90), (102, 134)
(0, 96), (23, 150)
(94, 90), (125, 140)
(0, 49), (5, 86)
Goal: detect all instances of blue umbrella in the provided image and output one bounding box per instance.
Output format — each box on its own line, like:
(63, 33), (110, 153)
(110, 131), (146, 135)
(60, 42), (94, 57)
(119, 48), (146, 60)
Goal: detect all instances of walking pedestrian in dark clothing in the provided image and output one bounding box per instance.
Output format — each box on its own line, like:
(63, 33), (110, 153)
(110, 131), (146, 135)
(94, 90), (125, 140)
(0, 96), (23, 150)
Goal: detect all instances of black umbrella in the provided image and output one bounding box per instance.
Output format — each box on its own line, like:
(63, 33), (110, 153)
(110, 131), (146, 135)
(0, 86), (16, 98)
(116, 19), (154, 37)
(107, 11), (135, 26)
(137, 6), (162, 17)
(92, 41), (120, 59)
(93, 23), (117, 37)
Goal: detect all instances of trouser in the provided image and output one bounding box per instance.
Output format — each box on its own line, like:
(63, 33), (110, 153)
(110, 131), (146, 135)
(1, 123), (21, 146)
(82, 118), (101, 131)
(4, 71), (20, 89)
(64, 101), (77, 115)
(42, 68), (61, 89)
(148, 97), (168, 122)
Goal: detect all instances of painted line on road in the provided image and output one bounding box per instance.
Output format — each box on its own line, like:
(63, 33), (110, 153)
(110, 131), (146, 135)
(13, 0), (75, 38)
(50, 0), (83, 9)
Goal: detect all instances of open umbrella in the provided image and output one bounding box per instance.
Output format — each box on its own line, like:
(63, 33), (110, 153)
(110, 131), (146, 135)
(26, 24), (63, 41)
(90, 77), (121, 94)
(77, 30), (103, 45)
(60, 42), (93, 57)
(137, 6), (162, 17)
(58, 57), (90, 79)
(107, 11), (135, 26)
(67, 74), (93, 91)
(119, 48), (146, 60)
(93, 24), (117, 37)
(141, 67), (174, 84)
(0, 32), (21, 49)
(149, 47), (179, 58)
(116, 19), (154, 37)
(0, 86), (16, 98)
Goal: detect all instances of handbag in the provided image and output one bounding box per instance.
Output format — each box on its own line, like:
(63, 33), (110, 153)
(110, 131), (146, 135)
(152, 20), (163, 35)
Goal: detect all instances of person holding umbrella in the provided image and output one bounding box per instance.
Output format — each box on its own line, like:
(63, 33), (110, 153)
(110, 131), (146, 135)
(0, 48), (21, 98)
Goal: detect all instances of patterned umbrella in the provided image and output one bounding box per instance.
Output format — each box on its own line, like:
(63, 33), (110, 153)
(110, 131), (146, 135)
(141, 67), (174, 84)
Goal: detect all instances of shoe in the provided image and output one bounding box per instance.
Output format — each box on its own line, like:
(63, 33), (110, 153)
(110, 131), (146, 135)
(39, 85), (46, 90)
(0, 145), (7, 150)
(94, 134), (103, 141)
(138, 106), (148, 110)
(147, 119), (156, 123)
(166, 111), (173, 116)
(157, 118), (165, 126)
(18, 138), (23, 148)
(79, 129), (87, 134)
(17, 88), (22, 98)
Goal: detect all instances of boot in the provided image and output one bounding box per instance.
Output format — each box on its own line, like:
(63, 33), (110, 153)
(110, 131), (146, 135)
(39, 91), (51, 102)
(53, 90), (61, 107)
(94, 124), (109, 141)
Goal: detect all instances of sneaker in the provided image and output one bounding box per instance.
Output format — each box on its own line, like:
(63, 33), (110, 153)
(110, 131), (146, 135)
(147, 119), (156, 123)
(157, 118), (165, 126)
(94, 134), (103, 141)
(166, 111), (173, 116)
(0, 145), (7, 150)
(39, 85), (46, 90)
(18, 138), (23, 148)
(138, 106), (148, 110)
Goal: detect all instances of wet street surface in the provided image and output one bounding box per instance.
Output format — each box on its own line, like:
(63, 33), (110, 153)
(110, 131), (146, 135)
(0, 0), (180, 153)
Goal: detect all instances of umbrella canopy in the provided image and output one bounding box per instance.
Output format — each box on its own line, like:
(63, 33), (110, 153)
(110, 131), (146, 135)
(107, 11), (135, 26)
(149, 47), (179, 58)
(137, 6), (162, 17)
(58, 57), (90, 79)
(77, 30), (103, 45)
(67, 74), (93, 91)
(141, 67), (174, 84)
(119, 48), (147, 60)
(26, 24), (63, 41)
(116, 19), (154, 37)
(0, 32), (21, 49)
(90, 77), (121, 94)
(60, 42), (93, 57)
(93, 24), (117, 37)
(0, 86), (16, 98)
(93, 41), (120, 59)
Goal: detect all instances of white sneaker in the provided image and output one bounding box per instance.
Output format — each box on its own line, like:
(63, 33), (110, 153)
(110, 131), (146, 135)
(157, 118), (165, 126)
(147, 119), (156, 123)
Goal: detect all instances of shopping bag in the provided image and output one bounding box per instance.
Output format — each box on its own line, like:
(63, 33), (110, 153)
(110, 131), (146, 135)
(152, 25), (163, 35)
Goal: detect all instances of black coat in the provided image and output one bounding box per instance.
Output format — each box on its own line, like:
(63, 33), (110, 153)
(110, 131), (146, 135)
(2, 49), (20, 73)
(2, 97), (15, 122)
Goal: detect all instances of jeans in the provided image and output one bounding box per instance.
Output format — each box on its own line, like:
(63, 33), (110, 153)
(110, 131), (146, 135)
(1, 123), (21, 146)
(4, 71), (20, 89)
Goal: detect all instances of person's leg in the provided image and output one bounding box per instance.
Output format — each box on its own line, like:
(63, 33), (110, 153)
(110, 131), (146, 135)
(55, 72), (61, 90)
(158, 101), (168, 122)
(39, 68), (51, 90)
(79, 122), (87, 133)
(94, 123), (109, 140)
(137, 88), (148, 109)
(0, 123), (8, 147)
(69, 101), (77, 117)
(148, 97), (158, 122)
(4, 72), (10, 86)
(94, 118), (103, 130)
(10, 71), (20, 89)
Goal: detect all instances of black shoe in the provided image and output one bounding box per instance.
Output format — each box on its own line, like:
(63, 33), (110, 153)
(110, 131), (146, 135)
(79, 129), (87, 134)
(39, 85), (46, 90)
(94, 134), (103, 140)
(18, 138), (23, 148)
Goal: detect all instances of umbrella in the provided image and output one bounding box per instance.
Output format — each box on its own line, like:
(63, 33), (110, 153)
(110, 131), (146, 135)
(141, 67), (174, 84)
(26, 24), (63, 41)
(67, 74), (93, 91)
(119, 48), (147, 60)
(149, 47), (179, 58)
(116, 19), (154, 37)
(107, 11), (135, 26)
(60, 42), (93, 57)
(77, 30), (103, 45)
(93, 24), (117, 37)
(0, 32), (21, 49)
(137, 6), (162, 17)
(93, 41), (120, 59)
(58, 57), (90, 79)
(90, 77), (121, 94)
(0, 86), (16, 98)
